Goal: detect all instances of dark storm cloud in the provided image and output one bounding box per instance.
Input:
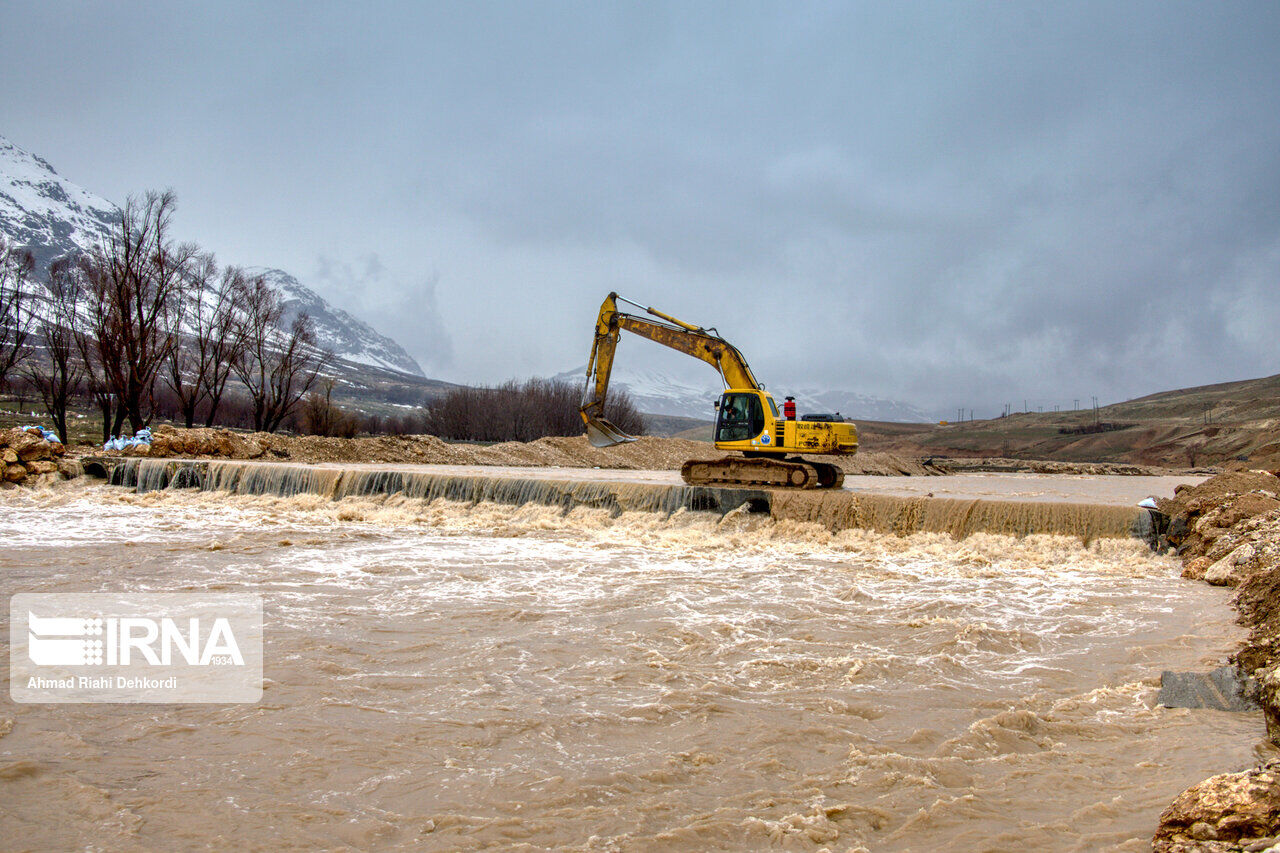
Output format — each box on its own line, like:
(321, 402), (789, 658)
(2, 1), (1277, 415)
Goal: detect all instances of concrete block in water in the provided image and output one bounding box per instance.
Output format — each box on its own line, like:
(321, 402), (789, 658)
(1159, 666), (1260, 711)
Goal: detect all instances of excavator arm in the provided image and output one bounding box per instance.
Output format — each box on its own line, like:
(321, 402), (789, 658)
(580, 292), (761, 447)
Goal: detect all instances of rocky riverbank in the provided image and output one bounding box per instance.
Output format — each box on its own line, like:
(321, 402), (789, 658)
(0, 428), (81, 487)
(1154, 469), (1280, 851)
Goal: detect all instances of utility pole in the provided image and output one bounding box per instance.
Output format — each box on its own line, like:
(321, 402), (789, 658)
(1073, 398), (1079, 411)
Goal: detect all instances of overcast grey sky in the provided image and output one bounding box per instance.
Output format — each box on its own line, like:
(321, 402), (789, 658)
(3, 1), (1277, 416)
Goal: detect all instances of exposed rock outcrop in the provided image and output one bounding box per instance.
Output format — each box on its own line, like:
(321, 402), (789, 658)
(1159, 471), (1280, 567)
(1154, 768), (1280, 851)
(0, 428), (77, 487)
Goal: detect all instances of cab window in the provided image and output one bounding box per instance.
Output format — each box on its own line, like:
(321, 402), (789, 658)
(716, 393), (765, 442)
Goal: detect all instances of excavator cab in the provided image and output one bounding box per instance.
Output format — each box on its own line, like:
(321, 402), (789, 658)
(715, 391), (770, 443)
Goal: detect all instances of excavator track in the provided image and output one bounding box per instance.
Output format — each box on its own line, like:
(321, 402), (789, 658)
(680, 456), (845, 490)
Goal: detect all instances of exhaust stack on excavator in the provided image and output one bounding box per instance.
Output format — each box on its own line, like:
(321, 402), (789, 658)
(578, 292), (857, 489)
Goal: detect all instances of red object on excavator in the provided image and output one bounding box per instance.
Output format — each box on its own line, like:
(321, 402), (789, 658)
(783, 397), (796, 420)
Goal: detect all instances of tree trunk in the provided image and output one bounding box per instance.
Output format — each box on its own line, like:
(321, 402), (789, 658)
(99, 400), (113, 444)
(204, 387), (227, 428)
(52, 409), (69, 446)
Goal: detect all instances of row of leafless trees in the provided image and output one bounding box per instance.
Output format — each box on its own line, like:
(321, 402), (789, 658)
(289, 377), (646, 441)
(416, 378), (645, 442)
(0, 191), (332, 443)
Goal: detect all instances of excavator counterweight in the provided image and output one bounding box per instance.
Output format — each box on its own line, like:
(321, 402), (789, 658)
(579, 292), (857, 489)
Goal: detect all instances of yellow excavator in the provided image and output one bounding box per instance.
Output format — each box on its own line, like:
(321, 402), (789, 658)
(579, 292), (857, 489)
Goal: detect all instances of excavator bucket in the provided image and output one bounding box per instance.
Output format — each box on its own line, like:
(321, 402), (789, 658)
(582, 413), (638, 448)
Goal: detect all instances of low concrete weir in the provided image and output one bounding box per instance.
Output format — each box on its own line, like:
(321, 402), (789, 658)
(770, 488), (1151, 543)
(104, 457), (771, 516)
(98, 457), (1153, 542)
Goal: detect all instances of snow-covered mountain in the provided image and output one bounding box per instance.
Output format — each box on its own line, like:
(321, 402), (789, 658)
(0, 136), (118, 271)
(0, 133), (424, 378)
(249, 268), (423, 375)
(554, 366), (931, 423)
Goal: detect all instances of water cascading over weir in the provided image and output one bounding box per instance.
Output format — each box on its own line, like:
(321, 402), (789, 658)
(103, 458), (769, 516)
(92, 457), (1157, 544)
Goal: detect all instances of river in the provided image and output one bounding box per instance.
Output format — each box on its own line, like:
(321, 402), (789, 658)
(0, 481), (1264, 851)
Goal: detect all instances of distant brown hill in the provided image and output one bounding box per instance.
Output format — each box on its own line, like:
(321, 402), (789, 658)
(1103, 373), (1280, 422)
(857, 373), (1280, 470)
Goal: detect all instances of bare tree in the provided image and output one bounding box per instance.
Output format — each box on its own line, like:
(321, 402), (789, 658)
(164, 256), (250, 427)
(8, 375), (33, 418)
(79, 190), (196, 434)
(201, 267), (251, 427)
(233, 277), (332, 432)
(162, 252), (209, 428)
(25, 259), (85, 444)
(75, 319), (122, 445)
(298, 379), (359, 437)
(72, 252), (125, 442)
(0, 236), (36, 389)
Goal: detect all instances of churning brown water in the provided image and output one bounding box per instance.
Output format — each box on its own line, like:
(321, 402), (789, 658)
(110, 458), (1157, 542)
(0, 482), (1267, 851)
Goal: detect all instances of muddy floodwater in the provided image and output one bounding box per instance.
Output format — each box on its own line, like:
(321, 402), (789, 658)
(0, 482), (1266, 851)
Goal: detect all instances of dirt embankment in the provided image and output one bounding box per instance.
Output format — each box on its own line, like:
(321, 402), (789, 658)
(1152, 469), (1280, 851)
(90, 425), (943, 476)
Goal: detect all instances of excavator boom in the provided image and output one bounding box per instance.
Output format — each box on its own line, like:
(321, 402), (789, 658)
(581, 293), (760, 446)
